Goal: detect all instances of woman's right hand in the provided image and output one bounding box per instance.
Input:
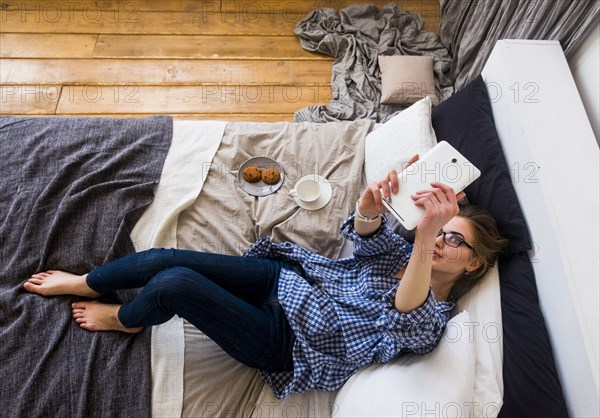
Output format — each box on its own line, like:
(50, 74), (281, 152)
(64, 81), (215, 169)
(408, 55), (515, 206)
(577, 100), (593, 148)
(411, 182), (463, 238)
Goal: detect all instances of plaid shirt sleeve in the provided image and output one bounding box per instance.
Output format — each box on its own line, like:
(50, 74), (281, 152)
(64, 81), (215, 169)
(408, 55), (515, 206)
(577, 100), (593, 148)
(377, 287), (452, 357)
(339, 212), (411, 258)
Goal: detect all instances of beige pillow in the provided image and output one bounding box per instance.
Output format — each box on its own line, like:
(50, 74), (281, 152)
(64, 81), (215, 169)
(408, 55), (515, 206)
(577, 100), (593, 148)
(379, 55), (439, 106)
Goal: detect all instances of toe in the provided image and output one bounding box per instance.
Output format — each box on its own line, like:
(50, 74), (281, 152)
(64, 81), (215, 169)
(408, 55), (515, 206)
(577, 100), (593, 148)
(23, 281), (42, 294)
(32, 272), (49, 278)
(81, 322), (98, 331)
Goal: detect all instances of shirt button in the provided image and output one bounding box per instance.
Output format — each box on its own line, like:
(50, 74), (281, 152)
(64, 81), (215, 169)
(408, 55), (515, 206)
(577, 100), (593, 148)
(350, 286), (356, 291)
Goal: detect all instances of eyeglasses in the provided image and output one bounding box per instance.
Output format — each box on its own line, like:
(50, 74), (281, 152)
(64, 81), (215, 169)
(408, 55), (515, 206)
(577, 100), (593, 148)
(437, 230), (474, 250)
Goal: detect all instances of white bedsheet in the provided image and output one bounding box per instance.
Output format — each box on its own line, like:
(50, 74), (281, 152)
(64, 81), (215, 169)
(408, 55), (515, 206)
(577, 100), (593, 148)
(130, 120), (227, 417)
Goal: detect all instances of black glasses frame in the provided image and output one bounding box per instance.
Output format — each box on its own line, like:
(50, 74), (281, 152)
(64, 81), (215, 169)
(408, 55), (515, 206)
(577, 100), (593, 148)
(437, 230), (474, 250)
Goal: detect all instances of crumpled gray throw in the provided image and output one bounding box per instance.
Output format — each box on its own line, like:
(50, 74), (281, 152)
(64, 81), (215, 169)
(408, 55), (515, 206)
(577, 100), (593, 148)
(293, 4), (453, 123)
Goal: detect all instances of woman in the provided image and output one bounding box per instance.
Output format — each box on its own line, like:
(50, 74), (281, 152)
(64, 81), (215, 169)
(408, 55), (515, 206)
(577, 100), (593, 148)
(24, 168), (508, 399)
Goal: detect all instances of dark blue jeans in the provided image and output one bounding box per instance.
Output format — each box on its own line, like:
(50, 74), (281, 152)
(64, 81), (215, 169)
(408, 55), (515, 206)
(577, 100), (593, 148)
(86, 248), (295, 372)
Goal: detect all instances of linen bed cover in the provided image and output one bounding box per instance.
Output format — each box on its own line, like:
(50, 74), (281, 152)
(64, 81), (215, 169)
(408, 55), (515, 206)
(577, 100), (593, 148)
(151, 77), (566, 417)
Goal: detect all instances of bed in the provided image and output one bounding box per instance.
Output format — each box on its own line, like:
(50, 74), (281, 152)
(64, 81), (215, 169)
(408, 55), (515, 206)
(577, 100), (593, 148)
(1, 41), (593, 417)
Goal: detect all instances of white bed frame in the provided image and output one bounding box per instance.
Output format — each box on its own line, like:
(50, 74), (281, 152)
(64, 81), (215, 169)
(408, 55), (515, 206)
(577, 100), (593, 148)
(482, 40), (599, 417)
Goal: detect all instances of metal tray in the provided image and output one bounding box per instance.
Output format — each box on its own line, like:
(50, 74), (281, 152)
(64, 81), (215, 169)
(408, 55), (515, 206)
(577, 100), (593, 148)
(236, 157), (285, 197)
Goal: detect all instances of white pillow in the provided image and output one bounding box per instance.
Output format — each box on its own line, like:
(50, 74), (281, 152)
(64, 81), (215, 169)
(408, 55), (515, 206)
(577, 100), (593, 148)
(364, 97), (437, 184)
(454, 265), (504, 417)
(334, 311), (476, 418)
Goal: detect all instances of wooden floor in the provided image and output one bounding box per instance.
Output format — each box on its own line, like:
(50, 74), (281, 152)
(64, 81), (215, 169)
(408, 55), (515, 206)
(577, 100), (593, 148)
(0, 0), (440, 121)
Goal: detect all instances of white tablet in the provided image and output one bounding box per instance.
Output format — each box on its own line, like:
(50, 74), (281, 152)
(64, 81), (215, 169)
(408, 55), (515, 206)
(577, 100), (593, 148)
(381, 141), (481, 230)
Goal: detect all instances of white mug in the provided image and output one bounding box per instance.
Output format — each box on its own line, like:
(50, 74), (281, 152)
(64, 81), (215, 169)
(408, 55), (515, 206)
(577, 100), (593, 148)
(289, 176), (321, 203)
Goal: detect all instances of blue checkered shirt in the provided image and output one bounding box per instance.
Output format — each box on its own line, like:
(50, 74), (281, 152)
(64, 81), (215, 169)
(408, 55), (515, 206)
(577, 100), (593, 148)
(244, 213), (454, 399)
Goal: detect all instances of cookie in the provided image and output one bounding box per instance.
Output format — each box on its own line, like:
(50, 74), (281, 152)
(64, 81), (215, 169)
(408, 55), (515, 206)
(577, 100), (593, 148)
(262, 167), (281, 185)
(242, 166), (262, 183)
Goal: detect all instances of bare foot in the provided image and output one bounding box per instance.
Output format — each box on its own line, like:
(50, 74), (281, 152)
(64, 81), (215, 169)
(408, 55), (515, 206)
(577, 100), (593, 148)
(23, 270), (100, 298)
(72, 301), (143, 334)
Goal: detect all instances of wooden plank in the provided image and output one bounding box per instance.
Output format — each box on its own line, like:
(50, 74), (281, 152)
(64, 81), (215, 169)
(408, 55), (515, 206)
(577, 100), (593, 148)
(0, 34), (97, 58)
(93, 34), (327, 59)
(0, 1), (438, 32)
(0, 59), (333, 85)
(0, 0), (220, 13)
(0, 84), (61, 114)
(55, 84), (332, 114)
(0, 10), (303, 36)
(0, 1), (437, 33)
(220, 0), (440, 30)
(6, 113), (296, 122)
(5, 0), (438, 14)
(220, 0), (440, 15)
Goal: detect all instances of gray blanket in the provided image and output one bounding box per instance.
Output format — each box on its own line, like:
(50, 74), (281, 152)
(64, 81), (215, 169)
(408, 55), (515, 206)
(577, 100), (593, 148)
(293, 4), (453, 123)
(0, 116), (172, 417)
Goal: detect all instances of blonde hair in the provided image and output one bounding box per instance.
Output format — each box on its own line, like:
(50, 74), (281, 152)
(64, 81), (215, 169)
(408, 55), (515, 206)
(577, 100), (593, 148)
(449, 205), (509, 300)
